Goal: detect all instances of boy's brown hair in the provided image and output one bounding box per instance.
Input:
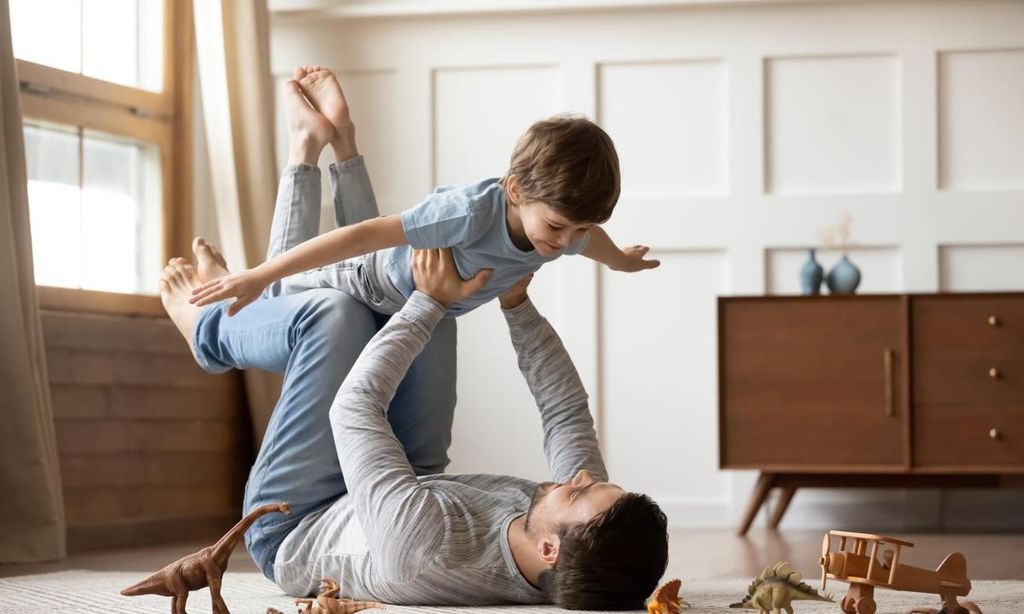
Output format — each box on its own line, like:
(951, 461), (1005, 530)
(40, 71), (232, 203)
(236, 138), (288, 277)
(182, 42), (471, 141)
(502, 115), (620, 224)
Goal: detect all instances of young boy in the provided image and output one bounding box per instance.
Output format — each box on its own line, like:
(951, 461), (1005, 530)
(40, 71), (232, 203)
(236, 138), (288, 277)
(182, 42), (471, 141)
(190, 67), (659, 316)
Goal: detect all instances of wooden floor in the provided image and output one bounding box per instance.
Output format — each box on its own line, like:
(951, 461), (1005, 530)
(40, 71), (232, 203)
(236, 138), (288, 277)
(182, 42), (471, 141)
(2, 528), (1022, 581)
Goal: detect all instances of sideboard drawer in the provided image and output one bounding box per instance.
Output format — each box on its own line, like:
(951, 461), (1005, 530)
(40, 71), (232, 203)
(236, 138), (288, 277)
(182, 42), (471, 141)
(915, 404), (1024, 467)
(913, 295), (1024, 347)
(914, 346), (1024, 405)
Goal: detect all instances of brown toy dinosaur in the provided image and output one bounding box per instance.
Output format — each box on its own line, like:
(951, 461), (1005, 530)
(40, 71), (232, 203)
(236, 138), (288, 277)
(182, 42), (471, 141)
(121, 502), (291, 614)
(266, 577), (385, 614)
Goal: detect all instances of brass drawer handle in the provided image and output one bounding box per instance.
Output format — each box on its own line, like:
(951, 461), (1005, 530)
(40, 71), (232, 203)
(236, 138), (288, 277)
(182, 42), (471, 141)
(990, 428), (1001, 440)
(989, 367), (1001, 379)
(884, 348), (894, 417)
(988, 315), (1000, 327)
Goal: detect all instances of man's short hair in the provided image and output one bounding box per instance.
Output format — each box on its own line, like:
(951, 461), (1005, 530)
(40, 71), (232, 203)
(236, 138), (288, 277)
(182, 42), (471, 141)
(503, 114), (621, 225)
(538, 492), (668, 610)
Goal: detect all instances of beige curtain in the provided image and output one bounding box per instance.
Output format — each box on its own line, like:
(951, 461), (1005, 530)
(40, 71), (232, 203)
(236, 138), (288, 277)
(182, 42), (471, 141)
(194, 0), (282, 446)
(0, 0), (66, 563)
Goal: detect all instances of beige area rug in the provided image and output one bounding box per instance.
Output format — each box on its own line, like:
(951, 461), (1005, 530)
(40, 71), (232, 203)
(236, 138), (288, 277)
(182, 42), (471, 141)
(0, 571), (1020, 613)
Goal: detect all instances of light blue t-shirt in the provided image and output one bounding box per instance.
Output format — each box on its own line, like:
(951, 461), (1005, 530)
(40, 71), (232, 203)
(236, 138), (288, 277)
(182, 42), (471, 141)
(384, 178), (590, 317)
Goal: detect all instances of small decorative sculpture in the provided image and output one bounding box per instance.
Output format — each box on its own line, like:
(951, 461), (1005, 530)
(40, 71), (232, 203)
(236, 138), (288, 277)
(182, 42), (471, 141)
(121, 502), (291, 614)
(647, 578), (690, 613)
(730, 561), (832, 613)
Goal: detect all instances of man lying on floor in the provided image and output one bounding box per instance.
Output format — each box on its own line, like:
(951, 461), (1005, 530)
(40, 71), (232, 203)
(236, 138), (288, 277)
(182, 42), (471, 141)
(160, 244), (668, 610)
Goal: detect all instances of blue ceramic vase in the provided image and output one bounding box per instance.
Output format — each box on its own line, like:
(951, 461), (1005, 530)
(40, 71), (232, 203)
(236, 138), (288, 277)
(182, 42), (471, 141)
(826, 254), (861, 294)
(800, 249), (824, 295)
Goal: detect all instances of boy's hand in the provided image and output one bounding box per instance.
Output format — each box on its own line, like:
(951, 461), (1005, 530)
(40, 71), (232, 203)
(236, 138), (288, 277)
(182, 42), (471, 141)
(499, 274), (533, 310)
(189, 267), (271, 316)
(616, 245), (661, 272)
(412, 248), (492, 307)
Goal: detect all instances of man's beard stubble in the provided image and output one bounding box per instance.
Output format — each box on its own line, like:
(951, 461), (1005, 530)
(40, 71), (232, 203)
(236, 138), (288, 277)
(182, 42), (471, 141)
(523, 481), (556, 533)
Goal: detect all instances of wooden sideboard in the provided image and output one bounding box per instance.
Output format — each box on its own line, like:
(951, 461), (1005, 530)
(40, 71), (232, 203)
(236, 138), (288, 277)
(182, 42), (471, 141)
(718, 292), (1023, 535)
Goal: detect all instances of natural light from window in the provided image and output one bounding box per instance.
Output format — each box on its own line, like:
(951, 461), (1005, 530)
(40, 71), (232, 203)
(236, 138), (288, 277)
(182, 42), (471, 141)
(10, 0), (164, 91)
(24, 123), (163, 294)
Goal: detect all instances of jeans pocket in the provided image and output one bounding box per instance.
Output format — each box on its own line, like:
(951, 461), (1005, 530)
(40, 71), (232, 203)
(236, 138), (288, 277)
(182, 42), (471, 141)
(357, 263), (382, 305)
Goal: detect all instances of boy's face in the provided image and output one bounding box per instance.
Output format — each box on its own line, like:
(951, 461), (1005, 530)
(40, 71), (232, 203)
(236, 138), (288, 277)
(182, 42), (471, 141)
(517, 200), (595, 257)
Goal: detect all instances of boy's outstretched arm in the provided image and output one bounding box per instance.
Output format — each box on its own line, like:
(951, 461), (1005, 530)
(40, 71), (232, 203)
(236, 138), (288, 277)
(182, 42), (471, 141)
(581, 225), (660, 272)
(190, 214), (408, 314)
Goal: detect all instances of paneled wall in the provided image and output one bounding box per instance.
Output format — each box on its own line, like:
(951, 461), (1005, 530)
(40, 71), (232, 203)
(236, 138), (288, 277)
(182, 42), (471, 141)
(268, 0), (1024, 529)
(43, 311), (250, 550)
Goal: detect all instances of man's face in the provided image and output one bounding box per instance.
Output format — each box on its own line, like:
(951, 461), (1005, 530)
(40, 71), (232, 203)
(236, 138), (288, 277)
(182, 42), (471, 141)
(524, 469), (626, 535)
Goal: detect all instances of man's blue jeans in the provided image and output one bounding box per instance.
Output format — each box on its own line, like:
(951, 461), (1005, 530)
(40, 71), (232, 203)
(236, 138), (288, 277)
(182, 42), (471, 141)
(191, 159), (456, 581)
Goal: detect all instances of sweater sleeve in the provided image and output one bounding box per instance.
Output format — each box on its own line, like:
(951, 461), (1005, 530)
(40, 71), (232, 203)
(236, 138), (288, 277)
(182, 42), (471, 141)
(329, 291), (448, 582)
(502, 298), (608, 483)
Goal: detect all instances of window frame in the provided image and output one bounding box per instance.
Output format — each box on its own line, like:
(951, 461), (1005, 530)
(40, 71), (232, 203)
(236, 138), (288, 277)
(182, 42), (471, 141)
(16, 0), (193, 316)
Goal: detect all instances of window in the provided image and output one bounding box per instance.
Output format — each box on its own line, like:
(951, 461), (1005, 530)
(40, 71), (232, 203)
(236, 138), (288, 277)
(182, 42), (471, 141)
(24, 122), (163, 294)
(12, 0), (191, 314)
(11, 0), (164, 91)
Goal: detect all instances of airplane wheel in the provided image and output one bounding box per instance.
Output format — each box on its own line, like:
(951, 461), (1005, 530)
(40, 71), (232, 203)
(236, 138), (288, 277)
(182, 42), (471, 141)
(841, 596), (857, 613)
(855, 597), (877, 614)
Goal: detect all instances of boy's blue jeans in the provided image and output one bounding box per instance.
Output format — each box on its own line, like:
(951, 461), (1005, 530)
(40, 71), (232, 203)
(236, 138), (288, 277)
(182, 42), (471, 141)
(191, 158), (456, 581)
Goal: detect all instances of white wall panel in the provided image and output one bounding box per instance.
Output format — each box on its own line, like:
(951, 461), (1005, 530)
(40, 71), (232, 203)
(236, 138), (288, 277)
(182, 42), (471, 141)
(938, 49), (1024, 192)
(601, 250), (729, 521)
(939, 244), (1024, 291)
(766, 247), (903, 295)
(599, 61), (728, 197)
(433, 66), (561, 186)
(765, 55), (901, 195)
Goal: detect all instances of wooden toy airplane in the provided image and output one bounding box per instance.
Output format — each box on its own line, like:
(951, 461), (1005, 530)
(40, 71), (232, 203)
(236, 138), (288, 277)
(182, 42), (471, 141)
(819, 530), (982, 614)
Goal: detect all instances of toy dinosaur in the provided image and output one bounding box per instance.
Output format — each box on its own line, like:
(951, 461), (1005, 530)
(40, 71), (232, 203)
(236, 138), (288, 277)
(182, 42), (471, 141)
(121, 502), (291, 614)
(730, 562), (833, 614)
(266, 578), (385, 614)
(647, 578), (690, 614)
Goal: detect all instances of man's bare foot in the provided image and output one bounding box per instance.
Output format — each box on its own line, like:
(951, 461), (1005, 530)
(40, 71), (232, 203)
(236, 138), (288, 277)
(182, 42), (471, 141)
(295, 66), (358, 161)
(160, 258), (203, 361)
(192, 237), (229, 283)
(285, 78), (335, 166)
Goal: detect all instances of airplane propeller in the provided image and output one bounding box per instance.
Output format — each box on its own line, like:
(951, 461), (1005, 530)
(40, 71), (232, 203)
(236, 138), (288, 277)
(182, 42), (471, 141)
(820, 533), (830, 591)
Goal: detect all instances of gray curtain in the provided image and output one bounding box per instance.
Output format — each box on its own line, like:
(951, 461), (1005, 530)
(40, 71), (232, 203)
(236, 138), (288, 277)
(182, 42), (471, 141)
(0, 0), (67, 563)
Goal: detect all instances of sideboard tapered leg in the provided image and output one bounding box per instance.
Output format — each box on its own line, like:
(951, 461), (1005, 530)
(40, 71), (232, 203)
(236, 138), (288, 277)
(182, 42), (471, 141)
(738, 472), (775, 536)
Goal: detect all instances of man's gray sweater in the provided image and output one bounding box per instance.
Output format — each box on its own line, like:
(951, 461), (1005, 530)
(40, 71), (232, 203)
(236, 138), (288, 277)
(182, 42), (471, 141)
(273, 292), (607, 605)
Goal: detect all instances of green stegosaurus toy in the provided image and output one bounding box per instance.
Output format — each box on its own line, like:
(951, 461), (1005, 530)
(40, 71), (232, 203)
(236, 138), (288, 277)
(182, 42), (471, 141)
(730, 562), (833, 614)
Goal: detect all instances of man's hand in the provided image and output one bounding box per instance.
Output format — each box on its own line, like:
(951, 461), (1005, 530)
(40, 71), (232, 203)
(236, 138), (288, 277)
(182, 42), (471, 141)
(190, 267), (271, 316)
(411, 248), (492, 307)
(499, 274), (533, 310)
(615, 245), (661, 273)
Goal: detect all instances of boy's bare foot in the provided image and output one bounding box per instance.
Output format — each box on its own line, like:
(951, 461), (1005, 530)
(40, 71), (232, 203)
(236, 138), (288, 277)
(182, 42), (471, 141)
(160, 258), (203, 361)
(295, 66), (358, 161)
(192, 236), (229, 283)
(285, 78), (335, 166)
